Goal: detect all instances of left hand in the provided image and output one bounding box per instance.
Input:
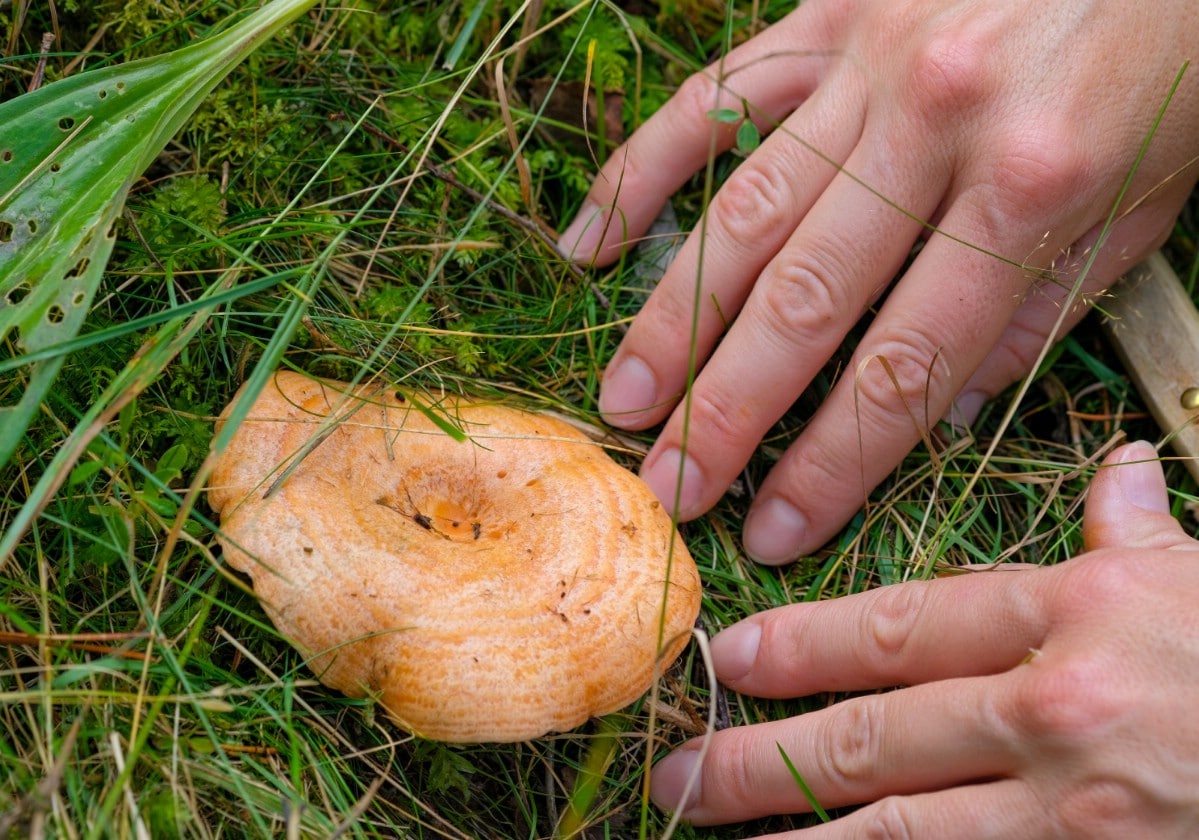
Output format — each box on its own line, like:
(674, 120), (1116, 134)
(649, 440), (1199, 838)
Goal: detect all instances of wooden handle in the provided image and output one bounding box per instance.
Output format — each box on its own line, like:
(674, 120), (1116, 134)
(1102, 251), (1199, 482)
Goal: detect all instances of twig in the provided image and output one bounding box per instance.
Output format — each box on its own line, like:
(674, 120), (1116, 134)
(0, 631), (153, 661)
(28, 32), (54, 92)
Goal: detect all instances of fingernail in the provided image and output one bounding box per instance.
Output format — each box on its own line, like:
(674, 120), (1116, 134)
(642, 448), (704, 518)
(710, 620), (761, 684)
(599, 355), (658, 426)
(951, 390), (987, 427)
(557, 200), (604, 263)
(743, 497), (807, 565)
(1113, 440), (1169, 514)
(650, 747), (702, 813)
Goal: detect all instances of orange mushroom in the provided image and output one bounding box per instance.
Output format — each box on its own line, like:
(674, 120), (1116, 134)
(208, 372), (702, 742)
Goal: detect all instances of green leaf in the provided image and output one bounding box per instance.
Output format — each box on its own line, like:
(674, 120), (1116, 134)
(0, 0), (320, 470)
(736, 119), (761, 154)
(706, 107), (742, 124)
(415, 741), (475, 801)
(67, 458), (105, 487)
(154, 442), (190, 484)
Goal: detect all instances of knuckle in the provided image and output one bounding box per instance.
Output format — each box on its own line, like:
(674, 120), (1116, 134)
(603, 133), (674, 206)
(858, 583), (929, 672)
(983, 318), (1050, 384)
(775, 441), (850, 515)
(815, 698), (884, 789)
(674, 69), (727, 124)
(986, 126), (1091, 222)
(850, 329), (953, 428)
(903, 28), (994, 119)
(706, 730), (764, 808)
(1056, 781), (1141, 838)
(1010, 653), (1127, 744)
(859, 795), (916, 840)
(1058, 551), (1140, 613)
(643, 279), (707, 342)
(685, 387), (749, 450)
(755, 252), (853, 346)
(708, 163), (796, 248)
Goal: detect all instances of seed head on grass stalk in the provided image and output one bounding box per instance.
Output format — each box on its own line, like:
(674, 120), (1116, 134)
(0, 0), (322, 473)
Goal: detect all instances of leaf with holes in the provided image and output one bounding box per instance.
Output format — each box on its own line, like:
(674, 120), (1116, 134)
(0, 0), (319, 469)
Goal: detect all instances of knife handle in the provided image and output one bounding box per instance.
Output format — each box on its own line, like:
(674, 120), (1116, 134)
(1102, 251), (1199, 483)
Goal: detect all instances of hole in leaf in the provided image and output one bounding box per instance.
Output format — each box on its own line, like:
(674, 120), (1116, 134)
(6, 284), (29, 305)
(26, 219), (38, 234)
(66, 258), (89, 279)
(0, 221), (12, 242)
(58, 116), (76, 131)
(0, 150), (11, 163)
(98, 89), (108, 100)
(49, 162), (61, 173)
(72, 290), (87, 306)
(47, 304), (65, 324)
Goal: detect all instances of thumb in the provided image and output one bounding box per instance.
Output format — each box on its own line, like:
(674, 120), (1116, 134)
(1082, 440), (1194, 551)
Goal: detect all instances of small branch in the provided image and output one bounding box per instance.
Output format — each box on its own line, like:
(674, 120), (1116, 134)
(27, 32), (54, 92)
(0, 630), (152, 660)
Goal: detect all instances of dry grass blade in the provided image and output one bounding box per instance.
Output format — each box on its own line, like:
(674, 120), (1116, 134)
(1, 2), (1192, 837)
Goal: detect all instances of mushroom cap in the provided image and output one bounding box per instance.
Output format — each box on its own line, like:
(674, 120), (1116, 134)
(208, 372), (702, 743)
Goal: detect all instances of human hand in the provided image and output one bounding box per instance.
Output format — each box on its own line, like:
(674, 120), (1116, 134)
(648, 440), (1199, 837)
(558, 0), (1199, 562)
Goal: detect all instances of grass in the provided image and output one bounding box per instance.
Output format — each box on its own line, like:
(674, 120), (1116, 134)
(2, 1), (1198, 838)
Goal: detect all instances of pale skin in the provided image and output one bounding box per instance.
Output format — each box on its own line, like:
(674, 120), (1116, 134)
(557, 0), (1199, 564)
(556, 2), (1199, 835)
(647, 440), (1199, 837)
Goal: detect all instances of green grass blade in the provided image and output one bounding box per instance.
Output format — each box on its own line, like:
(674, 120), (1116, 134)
(0, 0), (320, 469)
(776, 742), (831, 823)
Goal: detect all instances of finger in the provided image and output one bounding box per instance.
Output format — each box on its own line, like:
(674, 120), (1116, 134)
(708, 570), (1046, 699)
(952, 190), (1188, 426)
(739, 94), (1140, 561)
(649, 676), (1024, 825)
(738, 222), (1042, 560)
(633, 133), (946, 517)
(556, 5), (839, 266)
(598, 68), (869, 430)
(1082, 440), (1195, 552)
(755, 780), (1041, 839)
(741, 117), (1125, 560)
